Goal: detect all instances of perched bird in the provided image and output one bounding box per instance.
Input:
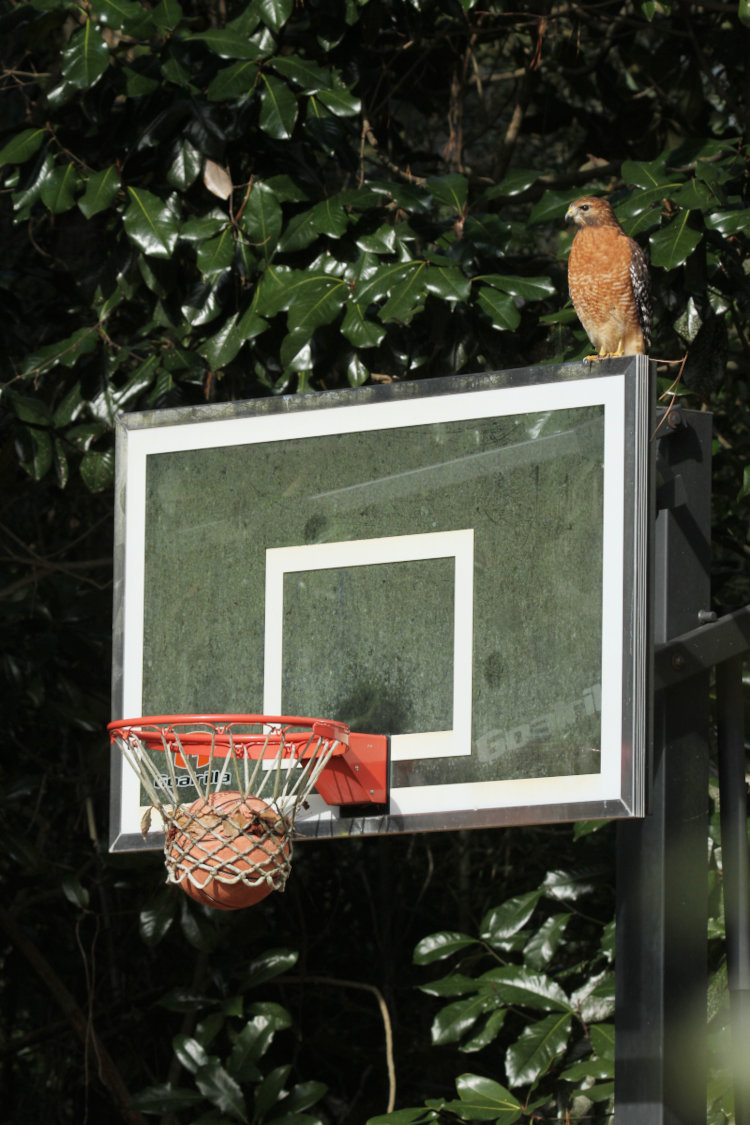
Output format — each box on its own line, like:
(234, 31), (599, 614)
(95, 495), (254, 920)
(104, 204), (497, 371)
(566, 196), (652, 360)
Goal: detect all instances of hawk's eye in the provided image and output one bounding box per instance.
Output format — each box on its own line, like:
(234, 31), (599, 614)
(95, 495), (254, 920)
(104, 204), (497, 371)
(580, 204), (590, 212)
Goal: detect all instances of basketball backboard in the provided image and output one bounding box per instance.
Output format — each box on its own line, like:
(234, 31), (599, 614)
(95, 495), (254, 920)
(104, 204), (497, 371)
(109, 359), (651, 849)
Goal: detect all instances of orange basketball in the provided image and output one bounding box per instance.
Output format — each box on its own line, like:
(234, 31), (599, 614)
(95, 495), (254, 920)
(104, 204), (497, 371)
(167, 791), (291, 911)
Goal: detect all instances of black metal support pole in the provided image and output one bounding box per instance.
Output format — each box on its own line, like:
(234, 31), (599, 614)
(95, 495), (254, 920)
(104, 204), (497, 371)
(716, 654), (750, 1125)
(615, 410), (712, 1124)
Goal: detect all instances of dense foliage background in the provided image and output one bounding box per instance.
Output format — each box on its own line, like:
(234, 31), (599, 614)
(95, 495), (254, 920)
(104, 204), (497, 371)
(1, 0), (749, 1121)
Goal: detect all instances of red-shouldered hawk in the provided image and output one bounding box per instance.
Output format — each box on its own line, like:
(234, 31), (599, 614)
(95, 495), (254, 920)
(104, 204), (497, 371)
(566, 196), (652, 359)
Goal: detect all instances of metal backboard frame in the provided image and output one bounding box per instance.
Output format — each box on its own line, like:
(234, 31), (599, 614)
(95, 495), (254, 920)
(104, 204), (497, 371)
(109, 358), (651, 850)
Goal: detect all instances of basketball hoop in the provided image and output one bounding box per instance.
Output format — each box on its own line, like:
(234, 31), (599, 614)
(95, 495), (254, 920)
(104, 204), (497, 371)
(108, 715), (388, 909)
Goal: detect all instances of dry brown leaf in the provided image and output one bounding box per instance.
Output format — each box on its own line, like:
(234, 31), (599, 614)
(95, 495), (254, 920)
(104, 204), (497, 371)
(203, 159), (233, 200)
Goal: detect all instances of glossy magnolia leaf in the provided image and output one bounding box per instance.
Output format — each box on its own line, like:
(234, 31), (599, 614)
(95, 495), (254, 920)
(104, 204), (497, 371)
(152, 0), (183, 30)
(460, 1007), (508, 1053)
(139, 893), (176, 947)
(189, 28), (265, 59)
(616, 182), (680, 220)
(173, 1033), (211, 1074)
(242, 181), (283, 257)
(61, 874), (89, 908)
(480, 891), (542, 946)
(181, 212), (227, 241)
(589, 1022), (615, 1059)
(195, 1060), (247, 1122)
(341, 301), (386, 349)
(451, 1074), (522, 1123)
(347, 353), (369, 386)
(427, 174), (468, 212)
(61, 21), (110, 90)
(310, 195), (349, 237)
(486, 168), (539, 198)
(505, 1012), (573, 1086)
(20, 325), (99, 378)
(167, 139), (202, 190)
(181, 278), (227, 326)
(278, 208), (321, 253)
(704, 207), (750, 235)
(91, 0), (153, 32)
(423, 265), (471, 302)
(0, 127), (47, 165)
(418, 972), (479, 998)
(542, 867), (603, 901)
(379, 265), (427, 323)
(528, 188), (577, 224)
(52, 380), (84, 428)
(123, 187), (179, 258)
(280, 329), (313, 372)
(254, 1064), (291, 1119)
(571, 969), (615, 1022)
(479, 274), (556, 301)
(477, 286), (520, 331)
(281, 1079), (328, 1114)
(431, 995), (490, 1046)
(206, 60), (258, 102)
(256, 0), (294, 30)
(80, 449), (115, 492)
(78, 165), (120, 218)
(367, 1111), (438, 1124)
(523, 913), (570, 970)
(200, 313), (243, 368)
(560, 1056), (614, 1082)
(270, 54), (332, 92)
(621, 156), (671, 188)
(477, 966), (571, 1011)
(197, 228), (235, 278)
(40, 163), (79, 212)
(130, 1084), (204, 1113)
(244, 948), (299, 988)
(316, 86), (361, 116)
(259, 74), (298, 140)
(413, 931), (477, 965)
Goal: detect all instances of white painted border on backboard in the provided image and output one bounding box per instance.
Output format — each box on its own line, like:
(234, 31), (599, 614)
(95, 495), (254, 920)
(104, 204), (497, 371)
(263, 530), (475, 760)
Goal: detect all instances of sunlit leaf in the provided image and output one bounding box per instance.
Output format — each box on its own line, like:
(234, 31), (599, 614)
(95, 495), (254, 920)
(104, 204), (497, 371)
(505, 1012), (573, 1086)
(649, 212), (703, 268)
(256, 0), (294, 30)
(259, 73), (298, 139)
(341, 301), (386, 348)
(477, 286), (520, 330)
(60, 21), (110, 90)
(476, 966), (571, 1011)
(40, 162), (79, 212)
(78, 165), (120, 218)
(167, 139), (202, 190)
(480, 891), (542, 946)
(241, 181), (283, 257)
(123, 187), (179, 257)
(413, 931), (478, 965)
(80, 449), (115, 491)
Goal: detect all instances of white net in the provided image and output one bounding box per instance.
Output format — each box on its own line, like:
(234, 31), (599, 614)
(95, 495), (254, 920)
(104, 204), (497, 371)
(111, 718), (342, 900)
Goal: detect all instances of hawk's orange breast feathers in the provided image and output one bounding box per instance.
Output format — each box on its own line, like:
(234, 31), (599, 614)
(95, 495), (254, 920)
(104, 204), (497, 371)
(566, 196), (652, 359)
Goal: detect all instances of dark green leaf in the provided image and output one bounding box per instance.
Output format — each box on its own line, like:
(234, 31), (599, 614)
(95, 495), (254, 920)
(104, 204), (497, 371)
(139, 894), (176, 947)
(452, 1074), (522, 1122)
(244, 948), (299, 988)
(478, 274), (556, 301)
(486, 168), (538, 197)
(61, 875), (89, 908)
(418, 972), (479, 998)
(60, 21), (110, 90)
(153, 0), (183, 30)
(460, 1007), (508, 1053)
(366, 1111), (437, 1125)
(195, 1059), (247, 1122)
(207, 61), (258, 101)
(40, 163), (79, 213)
(281, 1080), (328, 1113)
(0, 127), (47, 165)
(505, 1012), (573, 1086)
(79, 449), (115, 491)
(196, 228), (235, 278)
(20, 326), (99, 379)
(431, 995), (489, 1046)
(413, 931), (478, 965)
(649, 212), (703, 268)
(589, 1022), (615, 1059)
(477, 966), (571, 1011)
(379, 264), (427, 323)
(427, 174), (468, 212)
(92, 0), (153, 33)
(341, 301), (386, 348)
(529, 189), (577, 224)
(270, 55), (332, 92)
(78, 165), (120, 217)
(124, 188), (179, 258)
(286, 275), (347, 334)
(560, 1057), (614, 1082)
(167, 139), (202, 190)
(259, 74), (298, 140)
(423, 265), (470, 302)
(173, 1033), (211, 1074)
(480, 891), (541, 945)
(241, 182), (283, 257)
(201, 313), (244, 368)
(524, 913), (570, 970)
(476, 286), (520, 330)
(316, 87), (361, 116)
(189, 29), (265, 59)
(542, 868), (602, 901)
(254, 1064), (291, 1118)
(256, 0), (294, 30)
(621, 156), (671, 188)
(704, 208), (750, 235)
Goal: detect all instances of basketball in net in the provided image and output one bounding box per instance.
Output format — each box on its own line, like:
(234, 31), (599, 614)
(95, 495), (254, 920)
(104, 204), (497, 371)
(166, 790), (292, 911)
